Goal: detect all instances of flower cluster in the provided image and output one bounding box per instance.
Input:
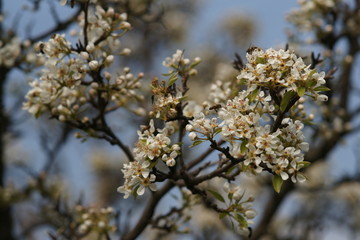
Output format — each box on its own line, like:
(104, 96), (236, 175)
(23, 5), (141, 120)
(117, 160), (157, 199)
(118, 120), (180, 198)
(287, 0), (342, 32)
(75, 205), (116, 235)
(76, 6), (130, 57)
(100, 67), (145, 114)
(23, 37), (87, 119)
(237, 47), (328, 101)
(0, 37), (21, 67)
(207, 80), (233, 105)
(150, 83), (184, 120)
(188, 89), (308, 182)
(134, 120), (180, 165)
(186, 113), (221, 141)
(150, 49), (200, 120)
(186, 47), (326, 186)
(222, 182), (256, 235)
(162, 49), (190, 68)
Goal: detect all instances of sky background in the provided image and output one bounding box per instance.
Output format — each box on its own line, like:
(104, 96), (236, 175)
(3, 1), (357, 239)
(4, 0), (299, 198)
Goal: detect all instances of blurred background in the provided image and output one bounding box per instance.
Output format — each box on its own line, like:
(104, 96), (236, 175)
(2, 0), (360, 239)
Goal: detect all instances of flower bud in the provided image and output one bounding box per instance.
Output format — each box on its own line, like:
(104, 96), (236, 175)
(188, 132), (197, 141)
(186, 124), (194, 132)
(89, 60), (99, 70)
(105, 55), (114, 65)
(80, 51), (89, 60)
(86, 43), (95, 53)
(122, 48), (131, 56)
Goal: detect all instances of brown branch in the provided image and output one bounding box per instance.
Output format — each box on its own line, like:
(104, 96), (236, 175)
(82, 0), (90, 48)
(0, 65), (14, 240)
(122, 181), (175, 240)
(193, 158), (243, 185)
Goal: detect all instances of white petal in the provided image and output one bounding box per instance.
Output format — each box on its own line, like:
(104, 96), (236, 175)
(280, 172), (289, 180)
(137, 185), (145, 195)
(296, 173), (306, 183)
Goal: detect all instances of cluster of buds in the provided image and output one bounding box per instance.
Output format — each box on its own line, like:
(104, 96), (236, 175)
(118, 120), (180, 198)
(77, 6), (131, 57)
(0, 37), (21, 67)
(75, 205), (116, 235)
(221, 182), (256, 235)
(23, 5), (142, 121)
(237, 47), (328, 101)
(150, 49), (200, 120)
(23, 36), (88, 119)
(287, 0), (342, 33)
(187, 47), (328, 188)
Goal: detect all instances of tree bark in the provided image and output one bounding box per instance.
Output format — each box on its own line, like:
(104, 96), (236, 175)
(0, 66), (14, 240)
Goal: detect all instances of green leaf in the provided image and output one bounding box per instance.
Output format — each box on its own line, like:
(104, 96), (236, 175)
(240, 140), (248, 154)
(297, 87), (306, 97)
(235, 214), (248, 228)
(255, 57), (267, 64)
(228, 192), (233, 201)
(133, 186), (139, 199)
(309, 68), (317, 77)
(297, 161), (311, 168)
(190, 61), (201, 68)
(148, 160), (158, 169)
(226, 166), (236, 175)
(230, 218), (235, 231)
(313, 86), (331, 92)
(219, 212), (229, 219)
(238, 78), (247, 85)
(207, 189), (225, 203)
(306, 79), (317, 88)
(280, 91), (295, 112)
(303, 120), (315, 125)
(191, 140), (203, 147)
(272, 175), (283, 193)
(248, 87), (260, 102)
(162, 71), (175, 77)
(168, 74), (178, 86)
(214, 127), (222, 135)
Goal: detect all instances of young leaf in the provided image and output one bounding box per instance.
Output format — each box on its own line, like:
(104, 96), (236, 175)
(191, 140), (203, 147)
(313, 86), (331, 92)
(207, 189), (225, 203)
(168, 74), (178, 86)
(308, 68), (317, 78)
(280, 90), (294, 112)
(297, 87), (306, 97)
(273, 175), (283, 193)
(238, 78), (247, 85)
(297, 161), (311, 168)
(306, 79), (317, 88)
(248, 87), (260, 102)
(255, 57), (267, 64)
(214, 127), (222, 135)
(133, 186), (139, 199)
(235, 214), (248, 228)
(219, 212), (229, 219)
(148, 160), (158, 169)
(162, 71), (175, 77)
(240, 140), (248, 154)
